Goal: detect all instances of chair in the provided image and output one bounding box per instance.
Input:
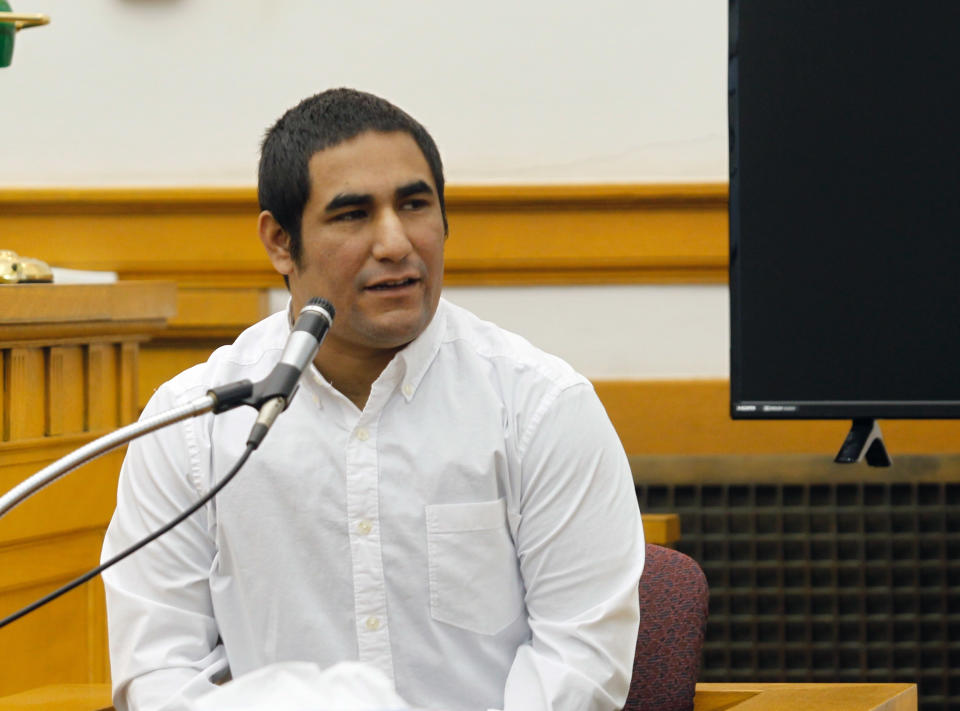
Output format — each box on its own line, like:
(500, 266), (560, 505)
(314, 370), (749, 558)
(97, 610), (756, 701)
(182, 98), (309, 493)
(623, 543), (709, 711)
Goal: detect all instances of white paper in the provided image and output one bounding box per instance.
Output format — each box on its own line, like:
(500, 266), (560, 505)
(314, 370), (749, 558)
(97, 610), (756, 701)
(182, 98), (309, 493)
(189, 661), (411, 711)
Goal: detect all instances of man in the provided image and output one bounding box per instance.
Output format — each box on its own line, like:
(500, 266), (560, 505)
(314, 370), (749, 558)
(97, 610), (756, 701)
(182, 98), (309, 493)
(102, 88), (644, 711)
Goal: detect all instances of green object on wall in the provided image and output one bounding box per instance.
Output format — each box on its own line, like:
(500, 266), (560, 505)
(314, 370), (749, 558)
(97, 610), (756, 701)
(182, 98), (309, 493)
(0, 1), (14, 68)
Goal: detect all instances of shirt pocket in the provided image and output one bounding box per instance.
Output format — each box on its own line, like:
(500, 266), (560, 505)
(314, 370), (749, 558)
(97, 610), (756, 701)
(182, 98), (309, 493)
(425, 498), (525, 635)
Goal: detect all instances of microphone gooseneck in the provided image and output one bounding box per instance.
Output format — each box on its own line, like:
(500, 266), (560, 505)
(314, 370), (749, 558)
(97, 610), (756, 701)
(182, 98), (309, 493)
(207, 296), (335, 422)
(260, 297), (336, 402)
(243, 297), (335, 448)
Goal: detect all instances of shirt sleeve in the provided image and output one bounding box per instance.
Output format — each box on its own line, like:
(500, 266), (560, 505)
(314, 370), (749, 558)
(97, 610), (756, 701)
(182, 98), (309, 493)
(501, 382), (644, 711)
(101, 385), (228, 711)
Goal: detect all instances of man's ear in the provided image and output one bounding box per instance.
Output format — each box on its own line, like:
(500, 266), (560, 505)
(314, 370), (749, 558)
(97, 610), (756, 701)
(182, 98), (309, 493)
(258, 211), (295, 276)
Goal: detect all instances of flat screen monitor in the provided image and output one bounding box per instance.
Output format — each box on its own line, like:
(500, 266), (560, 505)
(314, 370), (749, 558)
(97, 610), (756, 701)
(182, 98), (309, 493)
(729, 0), (960, 420)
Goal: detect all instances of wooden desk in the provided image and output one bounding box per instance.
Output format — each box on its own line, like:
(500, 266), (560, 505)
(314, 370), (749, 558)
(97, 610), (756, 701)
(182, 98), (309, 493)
(694, 683), (917, 711)
(0, 681), (918, 711)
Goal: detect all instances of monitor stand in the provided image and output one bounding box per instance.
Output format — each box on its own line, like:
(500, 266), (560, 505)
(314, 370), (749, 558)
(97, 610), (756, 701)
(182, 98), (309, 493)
(835, 418), (891, 467)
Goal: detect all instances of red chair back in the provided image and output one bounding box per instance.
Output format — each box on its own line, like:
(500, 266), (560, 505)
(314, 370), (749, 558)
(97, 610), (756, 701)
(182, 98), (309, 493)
(623, 543), (709, 711)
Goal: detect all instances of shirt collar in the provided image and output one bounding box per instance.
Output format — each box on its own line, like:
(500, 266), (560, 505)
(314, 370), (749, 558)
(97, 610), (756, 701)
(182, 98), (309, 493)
(283, 295), (446, 403)
(393, 298), (446, 402)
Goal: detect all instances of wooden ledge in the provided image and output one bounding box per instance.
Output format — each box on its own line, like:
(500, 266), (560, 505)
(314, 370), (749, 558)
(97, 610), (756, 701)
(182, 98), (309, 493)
(0, 282), (176, 325)
(0, 682), (917, 711)
(641, 512), (681, 546)
(0, 184), (729, 285)
(0, 282), (177, 343)
(694, 683), (917, 711)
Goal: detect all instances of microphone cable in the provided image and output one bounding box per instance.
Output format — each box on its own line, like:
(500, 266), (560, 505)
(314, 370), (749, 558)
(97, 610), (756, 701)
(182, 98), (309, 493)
(0, 442), (256, 630)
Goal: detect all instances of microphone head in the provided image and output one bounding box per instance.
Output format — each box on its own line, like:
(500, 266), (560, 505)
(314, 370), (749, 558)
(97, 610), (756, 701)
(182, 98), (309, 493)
(304, 296), (335, 322)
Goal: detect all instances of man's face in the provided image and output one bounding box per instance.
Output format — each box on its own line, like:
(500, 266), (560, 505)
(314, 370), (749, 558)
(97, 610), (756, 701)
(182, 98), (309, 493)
(281, 130), (446, 357)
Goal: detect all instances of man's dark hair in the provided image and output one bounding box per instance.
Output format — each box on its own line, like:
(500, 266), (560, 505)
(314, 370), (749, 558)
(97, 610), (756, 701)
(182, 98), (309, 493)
(258, 88), (447, 266)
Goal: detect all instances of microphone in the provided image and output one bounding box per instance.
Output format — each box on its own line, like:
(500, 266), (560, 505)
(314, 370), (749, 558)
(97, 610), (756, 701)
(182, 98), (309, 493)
(259, 297), (336, 402)
(206, 297), (334, 446)
(246, 296), (335, 448)
(205, 297), (335, 448)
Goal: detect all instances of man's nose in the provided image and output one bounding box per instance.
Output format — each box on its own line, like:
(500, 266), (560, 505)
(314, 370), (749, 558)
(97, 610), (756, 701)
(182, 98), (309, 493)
(371, 209), (413, 261)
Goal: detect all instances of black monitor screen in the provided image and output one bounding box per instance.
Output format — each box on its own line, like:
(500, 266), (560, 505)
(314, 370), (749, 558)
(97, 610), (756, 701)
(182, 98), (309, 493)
(729, 0), (960, 419)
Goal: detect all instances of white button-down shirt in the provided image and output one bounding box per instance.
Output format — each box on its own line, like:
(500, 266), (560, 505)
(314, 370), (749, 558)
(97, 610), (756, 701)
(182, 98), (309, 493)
(102, 298), (644, 711)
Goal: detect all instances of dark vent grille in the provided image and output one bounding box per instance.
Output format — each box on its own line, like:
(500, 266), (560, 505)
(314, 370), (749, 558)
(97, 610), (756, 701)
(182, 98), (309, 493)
(636, 474), (960, 711)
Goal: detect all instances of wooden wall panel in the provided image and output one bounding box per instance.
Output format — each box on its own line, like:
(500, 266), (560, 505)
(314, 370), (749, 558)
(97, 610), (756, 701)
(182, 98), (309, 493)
(119, 342), (138, 426)
(0, 452), (120, 695)
(168, 287), (272, 338)
(0, 530), (107, 691)
(86, 577), (108, 684)
(47, 346), (86, 437)
(4, 349), (46, 441)
(138, 342), (221, 409)
(442, 184), (728, 284)
(0, 184), (729, 287)
(0, 448), (124, 544)
(0, 529), (104, 593)
(86, 344), (118, 431)
(594, 379), (960, 456)
(0, 583), (94, 690)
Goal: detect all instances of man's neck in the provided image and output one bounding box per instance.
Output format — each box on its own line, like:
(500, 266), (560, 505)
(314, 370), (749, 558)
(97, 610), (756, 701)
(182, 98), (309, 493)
(313, 340), (403, 411)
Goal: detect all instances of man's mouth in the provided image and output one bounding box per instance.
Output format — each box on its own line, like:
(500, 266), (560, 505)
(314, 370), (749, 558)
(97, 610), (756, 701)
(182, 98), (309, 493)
(366, 277), (419, 291)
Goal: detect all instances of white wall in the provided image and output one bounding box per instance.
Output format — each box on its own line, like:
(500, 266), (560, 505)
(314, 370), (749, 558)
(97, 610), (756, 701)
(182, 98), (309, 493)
(442, 285), (729, 379)
(3, 0), (730, 378)
(268, 285), (729, 380)
(1, 0), (727, 185)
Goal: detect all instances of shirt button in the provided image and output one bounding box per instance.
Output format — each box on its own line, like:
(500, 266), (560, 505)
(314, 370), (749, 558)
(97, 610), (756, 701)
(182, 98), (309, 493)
(365, 616), (380, 631)
(402, 383), (414, 397)
(356, 519), (372, 535)
(356, 428), (369, 441)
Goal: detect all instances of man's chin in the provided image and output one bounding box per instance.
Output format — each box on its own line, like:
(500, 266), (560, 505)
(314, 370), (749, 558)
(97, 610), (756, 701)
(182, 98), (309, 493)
(357, 313), (432, 350)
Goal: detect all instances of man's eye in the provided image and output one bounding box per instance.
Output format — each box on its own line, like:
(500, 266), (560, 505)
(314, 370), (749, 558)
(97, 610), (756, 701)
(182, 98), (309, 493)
(401, 198), (429, 210)
(333, 209), (366, 221)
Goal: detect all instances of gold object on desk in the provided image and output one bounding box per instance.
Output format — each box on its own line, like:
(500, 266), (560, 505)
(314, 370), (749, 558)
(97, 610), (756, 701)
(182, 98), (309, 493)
(0, 11), (49, 30)
(0, 250), (53, 283)
(0, 3), (50, 68)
